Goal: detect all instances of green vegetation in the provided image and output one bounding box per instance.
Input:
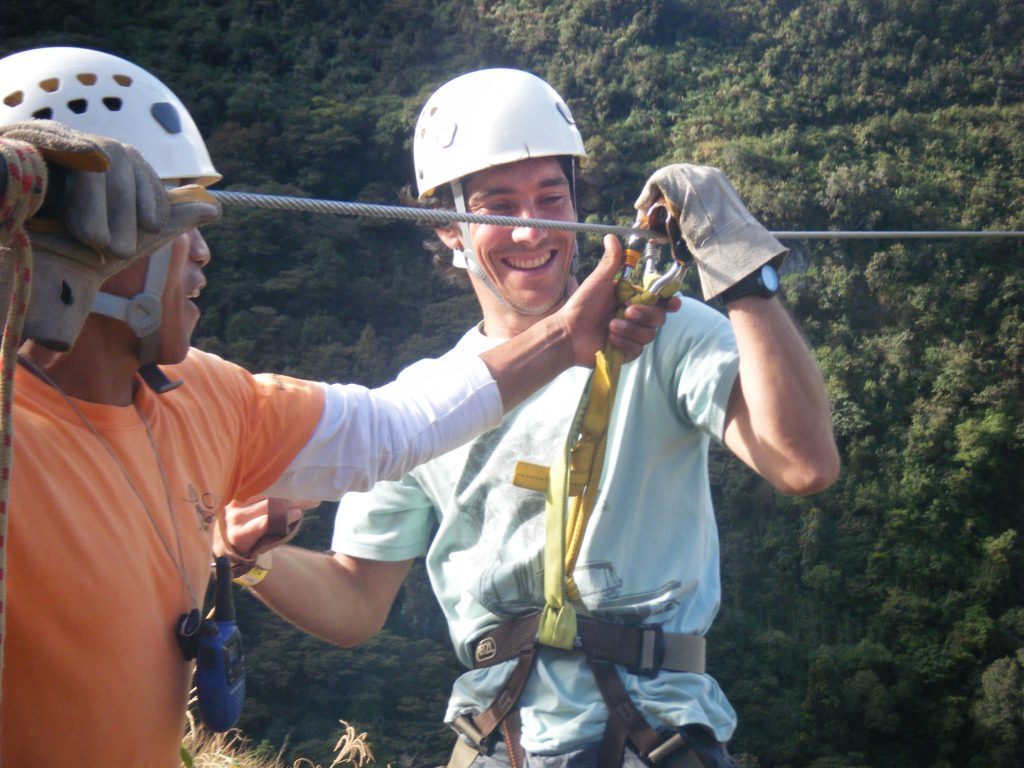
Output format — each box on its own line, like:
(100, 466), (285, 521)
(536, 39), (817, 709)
(5, 1), (1022, 765)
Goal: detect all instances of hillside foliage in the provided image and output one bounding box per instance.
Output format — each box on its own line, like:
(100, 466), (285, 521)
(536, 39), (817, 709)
(5, 1), (1024, 765)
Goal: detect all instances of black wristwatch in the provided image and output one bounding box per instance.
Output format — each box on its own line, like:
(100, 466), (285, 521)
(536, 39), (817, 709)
(719, 263), (780, 303)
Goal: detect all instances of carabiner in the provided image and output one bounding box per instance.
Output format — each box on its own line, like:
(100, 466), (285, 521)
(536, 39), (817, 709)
(645, 202), (693, 268)
(624, 202), (692, 298)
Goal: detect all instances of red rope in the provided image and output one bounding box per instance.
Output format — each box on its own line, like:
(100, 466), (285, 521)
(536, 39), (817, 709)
(0, 138), (46, 743)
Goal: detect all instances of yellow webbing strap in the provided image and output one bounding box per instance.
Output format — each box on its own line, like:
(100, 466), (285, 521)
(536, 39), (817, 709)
(516, 272), (683, 650)
(538, 418), (578, 649)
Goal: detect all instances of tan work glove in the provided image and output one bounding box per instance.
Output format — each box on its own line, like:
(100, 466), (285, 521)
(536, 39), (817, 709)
(0, 120), (221, 350)
(635, 164), (787, 301)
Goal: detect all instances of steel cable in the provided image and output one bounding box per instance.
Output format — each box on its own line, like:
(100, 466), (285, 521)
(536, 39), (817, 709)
(210, 190), (1024, 241)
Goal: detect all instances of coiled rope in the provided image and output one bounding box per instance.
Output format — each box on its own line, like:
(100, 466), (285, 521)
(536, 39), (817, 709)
(0, 139), (47, 753)
(210, 190), (1024, 241)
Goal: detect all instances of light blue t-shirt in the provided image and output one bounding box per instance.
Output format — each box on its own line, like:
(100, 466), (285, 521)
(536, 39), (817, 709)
(333, 296), (741, 752)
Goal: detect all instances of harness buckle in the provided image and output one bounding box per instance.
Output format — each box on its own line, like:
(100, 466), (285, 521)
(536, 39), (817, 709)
(449, 712), (486, 753)
(630, 624), (665, 677)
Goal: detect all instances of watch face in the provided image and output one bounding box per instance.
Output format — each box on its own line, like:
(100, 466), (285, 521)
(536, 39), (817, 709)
(761, 265), (780, 293)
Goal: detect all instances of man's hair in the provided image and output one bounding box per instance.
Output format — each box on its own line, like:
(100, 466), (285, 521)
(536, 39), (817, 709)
(398, 183), (469, 289)
(401, 156), (582, 290)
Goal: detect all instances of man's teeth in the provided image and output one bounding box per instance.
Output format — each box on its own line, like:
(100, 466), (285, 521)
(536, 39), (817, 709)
(506, 253), (552, 269)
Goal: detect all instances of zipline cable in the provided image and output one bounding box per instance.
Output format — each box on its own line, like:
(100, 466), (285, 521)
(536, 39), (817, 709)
(209, 190), (1024, 241)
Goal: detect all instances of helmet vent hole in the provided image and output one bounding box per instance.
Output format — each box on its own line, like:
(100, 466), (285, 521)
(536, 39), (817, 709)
(113, 74), (132, 87)
(151, 102), (182, 134)
(76, 73), (97, 86)
(556, 102), (576, 126)
(32, 107), (52, 120)
(103, 97), (123, 111)
(67, 99), (88, 114)
(3, 91), (23, 108)
(60, 281), (74, 305)
(40, 78), (60, 93)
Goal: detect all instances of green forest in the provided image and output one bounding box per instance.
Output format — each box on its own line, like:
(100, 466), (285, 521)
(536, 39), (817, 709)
(4, 0), (1023, 765)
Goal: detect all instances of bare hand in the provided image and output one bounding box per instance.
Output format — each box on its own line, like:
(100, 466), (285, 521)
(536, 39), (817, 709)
(216, 496), (318, 560)
(609, 293), (681, 360)
(560, 235), (679, 366)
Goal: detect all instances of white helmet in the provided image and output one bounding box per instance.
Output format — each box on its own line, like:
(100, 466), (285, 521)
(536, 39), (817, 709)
(0, 46), (220, 185)
(0, 47), (219, 388)
(414, 68), (585, 199)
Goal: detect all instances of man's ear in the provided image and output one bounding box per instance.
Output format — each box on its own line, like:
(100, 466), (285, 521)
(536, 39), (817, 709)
(435, 224), (463, 251)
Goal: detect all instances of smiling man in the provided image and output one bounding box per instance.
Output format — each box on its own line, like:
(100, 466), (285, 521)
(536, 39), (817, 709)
(0, 51), (671, 767)
(438, 156), (580, 332)
(234, 68), (839, 767)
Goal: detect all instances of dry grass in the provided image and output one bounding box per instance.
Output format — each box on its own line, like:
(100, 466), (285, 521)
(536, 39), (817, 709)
(182, 696), (380, 768)
(327, 722), (375, 767)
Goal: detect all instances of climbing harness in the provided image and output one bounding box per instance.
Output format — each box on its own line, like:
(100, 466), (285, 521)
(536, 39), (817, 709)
(446, 205), (716, 768)
(449, 612), (708, 768)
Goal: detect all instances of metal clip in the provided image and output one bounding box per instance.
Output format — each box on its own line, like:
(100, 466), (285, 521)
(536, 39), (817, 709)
(449, 713), (485, 751)
(646, 202), (692, 268)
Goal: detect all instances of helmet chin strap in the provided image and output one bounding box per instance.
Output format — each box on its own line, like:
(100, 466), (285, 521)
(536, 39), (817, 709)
(90, 242), (182, 393)
(450, 179), (578, 317)
(450, 178), (510, 308)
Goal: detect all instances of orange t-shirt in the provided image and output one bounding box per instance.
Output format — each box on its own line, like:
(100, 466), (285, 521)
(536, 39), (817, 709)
(2, 348), (324, 767)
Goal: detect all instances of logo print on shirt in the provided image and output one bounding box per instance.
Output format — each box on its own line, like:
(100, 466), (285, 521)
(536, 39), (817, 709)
(186, 485), (218, 531)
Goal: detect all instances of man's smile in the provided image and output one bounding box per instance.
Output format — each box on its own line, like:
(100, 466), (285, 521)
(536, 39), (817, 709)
(501, 249), (558, 271)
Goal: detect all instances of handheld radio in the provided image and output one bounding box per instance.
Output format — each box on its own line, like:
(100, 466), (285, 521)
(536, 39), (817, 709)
(194, 555), (246, 731)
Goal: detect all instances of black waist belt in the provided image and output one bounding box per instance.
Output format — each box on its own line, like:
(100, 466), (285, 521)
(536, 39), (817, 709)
(471, 610), (706, 676)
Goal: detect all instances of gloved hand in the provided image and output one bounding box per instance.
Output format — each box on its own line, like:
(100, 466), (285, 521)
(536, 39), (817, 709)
(0, 120), (221, 350)
(635, 164), (787, 301)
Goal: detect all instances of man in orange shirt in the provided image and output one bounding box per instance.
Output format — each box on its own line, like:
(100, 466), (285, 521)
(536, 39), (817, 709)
(0, 47), (670, 766)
